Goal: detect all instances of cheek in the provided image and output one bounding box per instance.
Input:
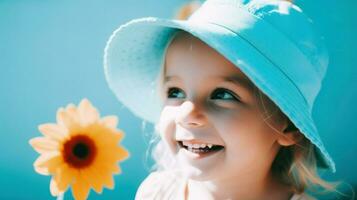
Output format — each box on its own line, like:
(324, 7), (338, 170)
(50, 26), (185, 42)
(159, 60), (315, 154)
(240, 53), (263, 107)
(213, 108), (277, 160)
(210, 107), (258, 136)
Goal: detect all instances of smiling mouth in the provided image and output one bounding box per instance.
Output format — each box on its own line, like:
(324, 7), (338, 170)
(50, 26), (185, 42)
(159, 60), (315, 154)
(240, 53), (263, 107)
(177, 141), (225, 153)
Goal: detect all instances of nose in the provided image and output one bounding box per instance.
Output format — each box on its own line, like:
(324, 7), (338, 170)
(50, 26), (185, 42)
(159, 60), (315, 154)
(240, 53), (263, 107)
(175, 100), (207, 128)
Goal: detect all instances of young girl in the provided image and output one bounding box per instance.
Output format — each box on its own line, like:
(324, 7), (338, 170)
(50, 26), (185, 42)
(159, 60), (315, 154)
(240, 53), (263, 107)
(104, 0), (340, 199)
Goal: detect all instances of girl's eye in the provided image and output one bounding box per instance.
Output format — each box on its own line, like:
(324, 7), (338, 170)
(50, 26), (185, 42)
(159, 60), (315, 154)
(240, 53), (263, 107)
(167, 87), (185, 99)
(211, 88), (240, 101)
(166, 87), (240, 102)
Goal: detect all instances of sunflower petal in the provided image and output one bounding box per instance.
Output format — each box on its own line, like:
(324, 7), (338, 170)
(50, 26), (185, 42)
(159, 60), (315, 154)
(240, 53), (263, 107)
(101, 115), (118, 128)
(91, 168), (115, 190)
(29, 137), (59, 154)
(50, 177), (60, 196)
(38, 123), (68, 141)
(56, 107), (79, 130)
(35, 165), (50, 175)
(54, 164), (74, 192)
(78, 98), (99, 126)
(90, 129), (121, 148)
(111, 164), (121, 174)
(95, 146), (129, 166)
(103, 174), (115, 189)
(65, 104), (80, 121)
(102, 163), (122, 175)
(34, 152), (62, 174)
(114, 146), (130, 161)
(65, 103), (77, 111)
(89, 129), (109, 144)
(82, 166), (104, 194)
(72, 172), (91, 200)
(56, 107), (66, 127)
(112, 130), (124, 143)
(50, 176), (63, 196)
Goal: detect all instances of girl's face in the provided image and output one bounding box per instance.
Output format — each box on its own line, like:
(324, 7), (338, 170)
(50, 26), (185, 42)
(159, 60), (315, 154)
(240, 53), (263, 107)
(158, 32), (289, 182)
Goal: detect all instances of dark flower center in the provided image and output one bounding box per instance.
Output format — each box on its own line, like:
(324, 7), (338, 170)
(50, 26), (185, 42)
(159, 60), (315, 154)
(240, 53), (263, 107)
(73, 143), (89, 159)
(63, 134), (97, 168)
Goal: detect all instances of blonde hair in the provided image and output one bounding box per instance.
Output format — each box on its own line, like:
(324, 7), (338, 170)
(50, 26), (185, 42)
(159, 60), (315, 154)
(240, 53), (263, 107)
(142, 1), (354, 199)
(253, 86), (341, 195)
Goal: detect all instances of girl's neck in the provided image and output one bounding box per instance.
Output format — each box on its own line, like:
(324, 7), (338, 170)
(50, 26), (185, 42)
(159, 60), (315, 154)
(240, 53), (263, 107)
(185, 171), (293, 200)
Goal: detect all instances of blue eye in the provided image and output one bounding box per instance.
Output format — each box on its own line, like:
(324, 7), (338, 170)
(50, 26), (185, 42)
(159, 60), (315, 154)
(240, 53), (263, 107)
(211, 88), (240, 101)
(166, 87), (240, 102)
(167, 87), (185, 99)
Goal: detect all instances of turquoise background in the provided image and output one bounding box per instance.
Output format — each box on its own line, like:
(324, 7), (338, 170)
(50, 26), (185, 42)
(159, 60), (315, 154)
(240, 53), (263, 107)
(0, 0), (355, 199)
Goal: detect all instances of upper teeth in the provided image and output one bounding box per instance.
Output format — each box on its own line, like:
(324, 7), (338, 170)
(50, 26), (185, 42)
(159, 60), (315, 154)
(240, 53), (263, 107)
(182, 141), (213, 149)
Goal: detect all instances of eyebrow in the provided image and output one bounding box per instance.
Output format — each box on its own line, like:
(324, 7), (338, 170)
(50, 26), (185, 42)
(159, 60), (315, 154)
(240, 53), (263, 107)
(164, 75), (254, 91)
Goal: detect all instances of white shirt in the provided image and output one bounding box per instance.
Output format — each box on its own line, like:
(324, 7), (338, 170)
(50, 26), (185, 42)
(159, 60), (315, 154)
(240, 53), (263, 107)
(135, 170), (316, 200)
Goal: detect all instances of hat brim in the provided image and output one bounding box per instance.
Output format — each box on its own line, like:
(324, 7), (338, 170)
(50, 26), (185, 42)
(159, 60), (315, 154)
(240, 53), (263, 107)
(104, 17), (335, 172)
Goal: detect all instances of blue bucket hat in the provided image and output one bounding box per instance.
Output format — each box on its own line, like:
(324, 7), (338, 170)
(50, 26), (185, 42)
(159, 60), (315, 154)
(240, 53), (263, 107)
(104, 0), (335, 172)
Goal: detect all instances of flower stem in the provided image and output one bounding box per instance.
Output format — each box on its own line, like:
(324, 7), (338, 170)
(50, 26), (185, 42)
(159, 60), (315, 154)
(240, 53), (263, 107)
(56, 193), (64, 200)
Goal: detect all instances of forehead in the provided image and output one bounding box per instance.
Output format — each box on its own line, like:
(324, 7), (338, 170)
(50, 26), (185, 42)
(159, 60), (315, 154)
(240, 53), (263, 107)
(164, 31), (255, 89)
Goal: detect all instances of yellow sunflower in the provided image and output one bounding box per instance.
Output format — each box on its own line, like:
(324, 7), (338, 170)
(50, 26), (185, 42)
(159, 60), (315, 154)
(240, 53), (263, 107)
(29, 98), (130, 200)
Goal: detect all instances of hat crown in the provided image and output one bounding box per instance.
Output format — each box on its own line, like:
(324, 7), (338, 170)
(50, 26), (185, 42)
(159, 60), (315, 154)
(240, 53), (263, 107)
(189, 0), (329, 110)
(246, 0), (329, 78)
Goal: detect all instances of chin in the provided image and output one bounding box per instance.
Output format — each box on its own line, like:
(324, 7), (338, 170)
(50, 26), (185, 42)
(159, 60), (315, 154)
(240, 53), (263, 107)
(178, 165), (217, 181)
